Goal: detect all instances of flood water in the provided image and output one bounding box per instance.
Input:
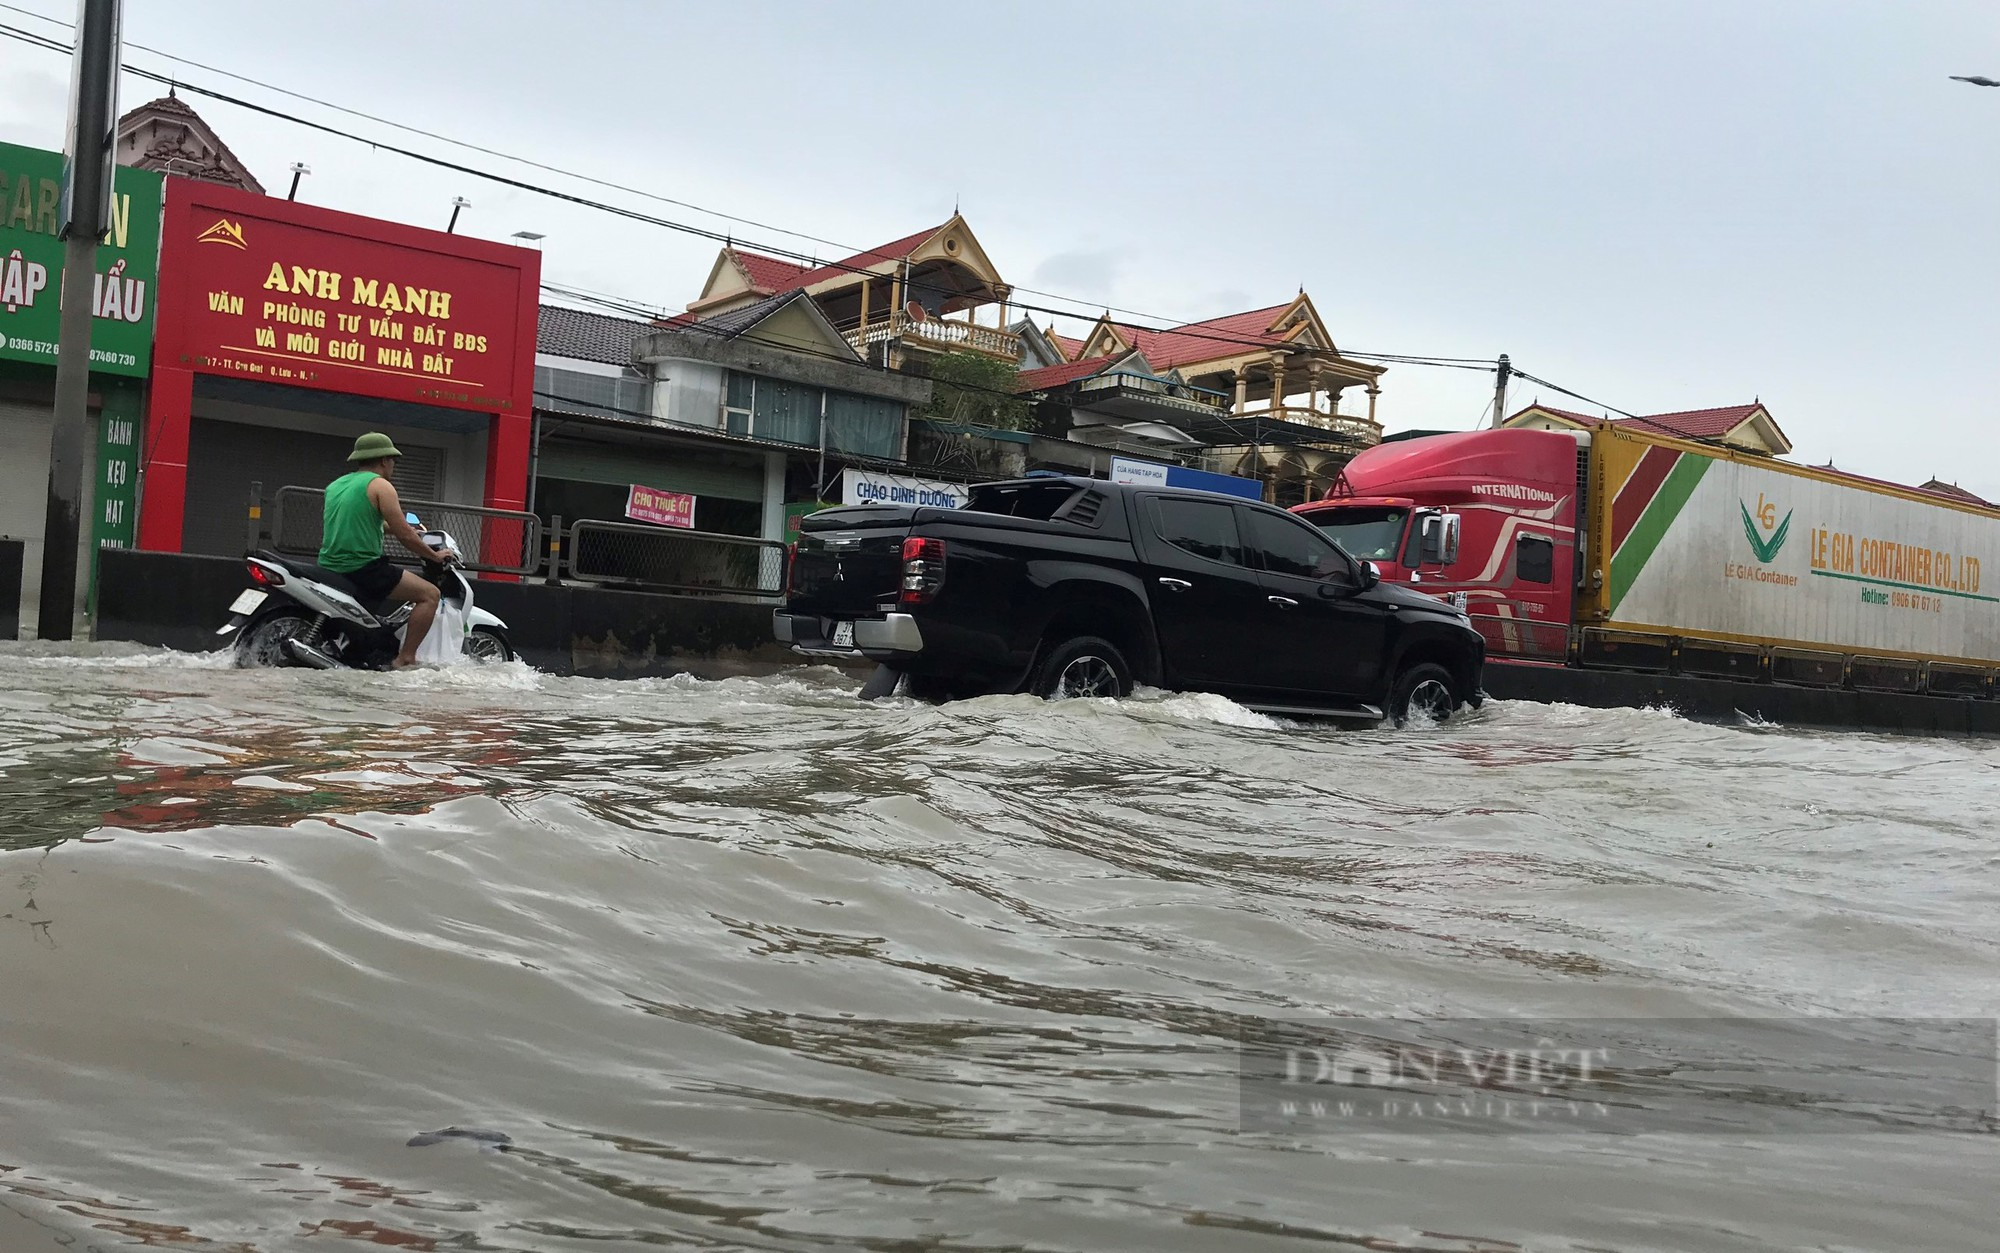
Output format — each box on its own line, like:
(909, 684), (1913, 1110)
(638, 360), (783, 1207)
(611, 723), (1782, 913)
(0, 643), (1995, 1252)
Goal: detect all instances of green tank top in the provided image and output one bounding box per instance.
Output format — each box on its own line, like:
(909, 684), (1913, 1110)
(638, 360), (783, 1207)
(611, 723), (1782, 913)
(319, 470), (385, 572)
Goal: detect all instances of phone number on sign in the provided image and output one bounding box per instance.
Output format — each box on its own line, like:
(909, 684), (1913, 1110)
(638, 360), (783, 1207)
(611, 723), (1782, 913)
(4, 338), (138, 368)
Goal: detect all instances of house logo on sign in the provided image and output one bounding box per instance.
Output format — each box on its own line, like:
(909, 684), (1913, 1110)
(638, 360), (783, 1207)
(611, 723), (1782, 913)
(196, 218), (247, 249)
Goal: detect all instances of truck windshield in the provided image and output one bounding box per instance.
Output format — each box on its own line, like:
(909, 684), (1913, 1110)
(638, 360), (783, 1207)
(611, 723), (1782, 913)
(1304, 507), (1408, 562)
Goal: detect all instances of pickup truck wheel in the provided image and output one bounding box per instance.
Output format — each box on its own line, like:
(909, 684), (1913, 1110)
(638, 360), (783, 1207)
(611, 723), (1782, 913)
(1390, 662), (1460, 726)
(1032, 636), (1133, 700)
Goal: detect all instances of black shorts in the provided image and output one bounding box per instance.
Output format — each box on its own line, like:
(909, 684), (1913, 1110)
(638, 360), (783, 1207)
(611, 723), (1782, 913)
(341, 557), (406, 603)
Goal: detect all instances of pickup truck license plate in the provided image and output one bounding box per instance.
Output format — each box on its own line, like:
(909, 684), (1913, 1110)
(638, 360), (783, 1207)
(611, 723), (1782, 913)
(831, 620), (855, 647)
(228, 590), (267, 615)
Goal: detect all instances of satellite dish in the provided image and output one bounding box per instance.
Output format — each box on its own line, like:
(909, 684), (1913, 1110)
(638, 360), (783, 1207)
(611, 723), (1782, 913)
(904, 300), (928, 323)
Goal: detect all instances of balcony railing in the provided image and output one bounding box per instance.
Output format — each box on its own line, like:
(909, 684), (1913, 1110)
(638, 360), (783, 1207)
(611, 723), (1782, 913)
(847, 314), (1020, 361)
(1264, 405), (1384, 446)
(1075, 371), (1228, 412)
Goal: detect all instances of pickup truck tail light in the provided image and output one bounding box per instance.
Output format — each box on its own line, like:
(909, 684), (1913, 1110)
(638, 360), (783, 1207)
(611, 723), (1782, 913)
(782, 542), (797, 599)
(899, 536), (946, 604)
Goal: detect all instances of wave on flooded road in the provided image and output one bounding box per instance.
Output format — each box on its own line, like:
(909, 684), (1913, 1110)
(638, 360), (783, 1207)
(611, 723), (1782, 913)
(0, 643), (1995, 1252)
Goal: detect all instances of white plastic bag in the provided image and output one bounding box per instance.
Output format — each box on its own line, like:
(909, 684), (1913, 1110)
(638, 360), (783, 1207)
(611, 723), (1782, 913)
(411, 597), (469, 666)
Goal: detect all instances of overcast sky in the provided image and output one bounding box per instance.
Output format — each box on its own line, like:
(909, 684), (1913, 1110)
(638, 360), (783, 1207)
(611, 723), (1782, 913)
(3, 0), (1996, 495)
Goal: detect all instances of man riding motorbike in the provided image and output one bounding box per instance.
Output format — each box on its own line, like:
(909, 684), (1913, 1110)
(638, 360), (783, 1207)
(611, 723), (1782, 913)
(319, 432), (450, 670)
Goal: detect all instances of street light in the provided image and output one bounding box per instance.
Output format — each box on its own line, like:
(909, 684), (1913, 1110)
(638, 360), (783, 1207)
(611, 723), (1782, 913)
(1950, 75), (2000, 87)
(447, 196), (471, 233)
(286, 162), (310, 201)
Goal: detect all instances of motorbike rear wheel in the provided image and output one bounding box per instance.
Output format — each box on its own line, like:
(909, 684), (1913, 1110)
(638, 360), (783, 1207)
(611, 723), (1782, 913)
(463, 627), (513, 665)
(235, 610), (312, 668)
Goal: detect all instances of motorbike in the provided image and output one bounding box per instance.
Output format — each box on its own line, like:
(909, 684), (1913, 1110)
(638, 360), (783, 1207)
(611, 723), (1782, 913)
(217, 514), (515, 670)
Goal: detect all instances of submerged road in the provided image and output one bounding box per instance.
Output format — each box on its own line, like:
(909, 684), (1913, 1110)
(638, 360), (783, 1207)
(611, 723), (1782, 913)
(0, 642), (1995, 1252)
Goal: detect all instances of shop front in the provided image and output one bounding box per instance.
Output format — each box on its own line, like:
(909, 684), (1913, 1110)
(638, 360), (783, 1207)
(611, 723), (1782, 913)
(0, 140), (163, 633)
(137, 182), (539, 557)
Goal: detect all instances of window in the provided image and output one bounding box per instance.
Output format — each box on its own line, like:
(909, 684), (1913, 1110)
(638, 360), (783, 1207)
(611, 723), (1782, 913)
(1517, 534), (1555, 584)
(824, 390), (904, 459)
(1304, 506), (1408, 563)
(1148, 497), (1244, 566)
(535, 365), (649, 421)
(752, 377), (820, 447)
(969, 482), (1083, 520)
(1243, 508), (1353, 581)
(724, 372), (755, 436)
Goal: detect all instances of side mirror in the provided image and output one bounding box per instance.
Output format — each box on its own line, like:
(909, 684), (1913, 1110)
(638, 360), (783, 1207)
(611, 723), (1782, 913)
(1419, 513), (1462, 566)
(405, 512), (421, 526)
(1359, 560), (1382, 589)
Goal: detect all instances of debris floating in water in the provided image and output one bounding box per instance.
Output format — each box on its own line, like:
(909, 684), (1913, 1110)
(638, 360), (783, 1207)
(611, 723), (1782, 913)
(406, 1126), (513, 1149)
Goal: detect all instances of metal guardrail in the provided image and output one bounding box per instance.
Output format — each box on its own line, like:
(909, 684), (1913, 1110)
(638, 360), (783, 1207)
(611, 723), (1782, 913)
(564, 519), (788, 597)
(269, 486), (543, 576)
(1471, 613), (1572, 661)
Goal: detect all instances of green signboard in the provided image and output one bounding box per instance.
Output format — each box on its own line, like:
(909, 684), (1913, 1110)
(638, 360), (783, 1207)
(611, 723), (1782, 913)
(93, 385), (141, 552)
(0, 141), (162, 377)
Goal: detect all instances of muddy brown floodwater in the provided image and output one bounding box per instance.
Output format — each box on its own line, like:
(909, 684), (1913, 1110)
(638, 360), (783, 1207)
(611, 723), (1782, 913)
(0, 642), (1995, 1251)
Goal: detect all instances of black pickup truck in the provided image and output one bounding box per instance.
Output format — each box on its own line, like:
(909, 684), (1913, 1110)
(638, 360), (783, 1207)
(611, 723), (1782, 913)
(774, 475), (1485, 722)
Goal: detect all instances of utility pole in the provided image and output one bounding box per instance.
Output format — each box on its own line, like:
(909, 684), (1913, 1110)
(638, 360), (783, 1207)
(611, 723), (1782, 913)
(1490, 353), (1512, 429)
(39, 0), (123, 642)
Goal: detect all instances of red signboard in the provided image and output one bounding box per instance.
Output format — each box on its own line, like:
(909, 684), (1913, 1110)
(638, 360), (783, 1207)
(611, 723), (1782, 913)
(139, 183), (541, 552)
(626, 484), (696, 528)
(154, 182), (539, 414)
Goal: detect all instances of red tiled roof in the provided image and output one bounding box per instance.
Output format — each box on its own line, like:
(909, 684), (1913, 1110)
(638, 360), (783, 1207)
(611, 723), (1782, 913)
(724, 226), (946, 301)
(1016, 355), (1125, 392)
(1919, 479), (1991, 507)
(117, 93), (264, 195)
(1510, 402), (1772, 442)
(790, 226), (944, 291)
(1801, 464), (1994, 508)
(730, 248), (811, 294)
(1622, 404), (1765, 441)
(129, 93), (198, 119)
(1100, 303), (1297, 371)
(1510, 404), (1603, 425)
(1051, 333), (1087, 361)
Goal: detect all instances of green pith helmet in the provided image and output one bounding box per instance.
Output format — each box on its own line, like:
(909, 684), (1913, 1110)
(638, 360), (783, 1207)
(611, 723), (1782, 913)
(348, 432), (403, 462)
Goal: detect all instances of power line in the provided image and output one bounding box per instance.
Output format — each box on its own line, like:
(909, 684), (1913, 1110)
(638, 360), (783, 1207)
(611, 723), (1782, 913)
(0, 12), (1499, 372)
(1507, 369), (1638, 420)
(1, 15), (1697, 449)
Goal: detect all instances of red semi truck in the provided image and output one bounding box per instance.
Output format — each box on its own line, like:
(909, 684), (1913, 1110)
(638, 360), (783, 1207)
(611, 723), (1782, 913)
(1293, 425), (2000, 732)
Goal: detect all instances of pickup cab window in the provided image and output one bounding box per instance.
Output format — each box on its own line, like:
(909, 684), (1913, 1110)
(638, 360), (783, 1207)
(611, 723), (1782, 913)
(1304, 507), (1407, 562)
(1243, 509), (1355, 582)
(1148, 498), (1245, 566)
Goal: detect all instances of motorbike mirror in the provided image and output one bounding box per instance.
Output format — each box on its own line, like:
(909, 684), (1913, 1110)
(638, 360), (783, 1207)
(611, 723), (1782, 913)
(404, 512), (421, 526)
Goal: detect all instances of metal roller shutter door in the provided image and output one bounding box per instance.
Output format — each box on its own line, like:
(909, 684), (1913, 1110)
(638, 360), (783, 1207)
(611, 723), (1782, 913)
(0, 400), (52, 619)
(182, 418), (445, 557)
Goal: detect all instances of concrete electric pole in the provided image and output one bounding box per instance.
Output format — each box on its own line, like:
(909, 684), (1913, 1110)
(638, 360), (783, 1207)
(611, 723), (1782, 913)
(39, 0), (123, 641)
(1490, 353), (1511, 429)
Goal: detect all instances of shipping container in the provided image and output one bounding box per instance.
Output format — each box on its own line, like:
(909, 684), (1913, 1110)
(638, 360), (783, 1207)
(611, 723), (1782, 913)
(1588, 426), (1998, 665)
(1294, 424), (2000, 726)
